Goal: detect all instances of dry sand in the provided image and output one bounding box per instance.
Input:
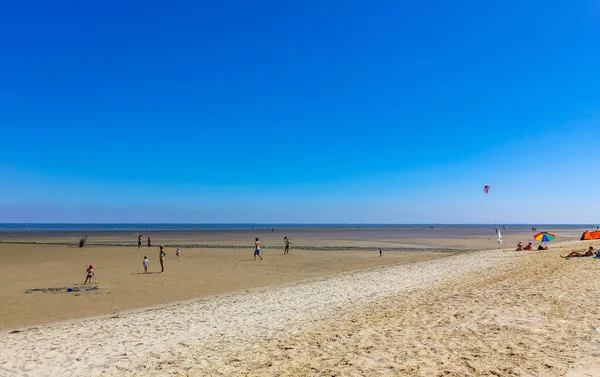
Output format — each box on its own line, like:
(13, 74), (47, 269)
(2, 240), (600, 376)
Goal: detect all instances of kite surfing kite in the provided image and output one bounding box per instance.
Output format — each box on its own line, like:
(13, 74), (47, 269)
(484, 184), (491, 194)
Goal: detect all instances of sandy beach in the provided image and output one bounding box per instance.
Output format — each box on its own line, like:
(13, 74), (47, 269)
(1, 229), (598, 376)
(0, 243), (446, 331)
(0, 227), (578, 330)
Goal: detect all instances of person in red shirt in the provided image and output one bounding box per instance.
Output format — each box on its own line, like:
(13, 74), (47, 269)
(147, 236), (152, 248)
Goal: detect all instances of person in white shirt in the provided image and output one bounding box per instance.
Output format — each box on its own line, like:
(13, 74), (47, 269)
(143, 256), (149, 273)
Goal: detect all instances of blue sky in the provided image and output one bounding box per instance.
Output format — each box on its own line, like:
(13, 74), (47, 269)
(1, 0), (599, 223)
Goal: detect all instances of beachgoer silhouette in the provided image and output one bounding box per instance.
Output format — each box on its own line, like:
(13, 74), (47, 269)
(159, 245), (166, 272)
(284, 237), (292, 255)
(254, 238), (264, 260)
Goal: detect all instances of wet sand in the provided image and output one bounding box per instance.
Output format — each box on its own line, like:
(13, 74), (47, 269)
(0, 243), (446, 331)
(0, 226), (583, 249)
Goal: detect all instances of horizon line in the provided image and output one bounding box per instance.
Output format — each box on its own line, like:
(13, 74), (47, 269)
(0, 222), (597, 226)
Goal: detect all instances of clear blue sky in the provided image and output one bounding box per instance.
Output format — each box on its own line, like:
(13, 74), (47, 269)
(1, 1), (599, 223)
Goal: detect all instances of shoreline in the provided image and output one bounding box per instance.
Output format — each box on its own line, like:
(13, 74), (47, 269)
(0, 240), (465, 252)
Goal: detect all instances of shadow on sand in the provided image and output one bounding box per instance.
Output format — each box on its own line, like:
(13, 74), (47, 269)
(25, 285), (99, 294)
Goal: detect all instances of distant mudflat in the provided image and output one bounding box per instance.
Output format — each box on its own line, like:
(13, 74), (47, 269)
(0, 226), (584, 250)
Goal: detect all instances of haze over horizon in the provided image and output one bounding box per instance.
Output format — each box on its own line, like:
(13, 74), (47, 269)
(2, 1), (599, 224)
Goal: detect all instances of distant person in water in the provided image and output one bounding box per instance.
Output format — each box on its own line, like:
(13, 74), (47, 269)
(147, 236), (152, 248)
(284, 237), (292, 255)
(83, 264), (94, 285)
(159, 245), (166, 272)
(143, 256), (149, 273)
(138, 234), (142, 249)
(254, 238), (264, 261)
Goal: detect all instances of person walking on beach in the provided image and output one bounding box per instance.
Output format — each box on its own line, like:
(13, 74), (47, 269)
(143, 256), (149, 273)
(379, 248), (382, 257)
(159, 245), (166, 272)
(138, 234), (142, 249)
(83, 264), (94, 285)
(147, 236), (152, 248)
(284, 237), (292, 255)
(254, 238), (264, 261)
(175, 247), (180, 258)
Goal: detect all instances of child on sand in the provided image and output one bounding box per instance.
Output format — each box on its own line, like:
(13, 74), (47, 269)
(83, 264), (94, 285)
(175, 247), (180, 258)
(143, 256), (149, 273)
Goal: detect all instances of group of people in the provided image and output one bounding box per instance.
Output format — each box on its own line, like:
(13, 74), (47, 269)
(561, 246), (599, 259)
(87, 233), (384, 281)
(515, 241), (549, 251)
(515, 241), (534, 251)
(515, 241), (600, 259)
(145, 245), (181, 273)
(137, 234), (152, 248)
(253, 236), (293, 261)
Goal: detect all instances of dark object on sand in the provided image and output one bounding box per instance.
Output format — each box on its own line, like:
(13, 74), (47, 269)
(79, 236), (88, 248)
(26, 285), (99, 294)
